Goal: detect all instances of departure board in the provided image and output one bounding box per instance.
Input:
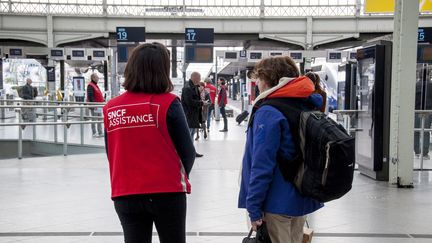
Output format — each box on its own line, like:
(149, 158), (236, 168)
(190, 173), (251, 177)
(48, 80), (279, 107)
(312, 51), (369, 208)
(185, 28), (214, 44)
(116, 27), (146, 42)
(185, 46), (213, 63)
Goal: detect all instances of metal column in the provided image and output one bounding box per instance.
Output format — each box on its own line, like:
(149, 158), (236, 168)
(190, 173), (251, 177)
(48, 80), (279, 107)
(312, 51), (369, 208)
(388, 0), (419, 186)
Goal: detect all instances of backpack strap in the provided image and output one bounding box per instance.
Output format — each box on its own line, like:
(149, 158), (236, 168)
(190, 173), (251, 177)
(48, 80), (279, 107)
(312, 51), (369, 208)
(248, 97), (314, 182)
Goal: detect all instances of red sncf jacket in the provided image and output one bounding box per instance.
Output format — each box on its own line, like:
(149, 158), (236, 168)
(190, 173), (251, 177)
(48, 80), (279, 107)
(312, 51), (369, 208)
(87, 81), (104, 102)
(103, 92), (191, 198)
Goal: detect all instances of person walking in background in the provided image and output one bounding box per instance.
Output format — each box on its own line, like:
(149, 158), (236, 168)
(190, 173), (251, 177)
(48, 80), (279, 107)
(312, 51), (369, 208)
(305, 71), (327, 113)
(87, 73), (104, 137)
(195, 82), (210, 140)
(103, 43), (196, 243)
(181, 72), (204, 157)
(20, 78), (37, 122)
(21, 78), (37, 100)
(238, 56), (323, 243)
(204, 78), (217, 132)
(218, 78), (228, 132)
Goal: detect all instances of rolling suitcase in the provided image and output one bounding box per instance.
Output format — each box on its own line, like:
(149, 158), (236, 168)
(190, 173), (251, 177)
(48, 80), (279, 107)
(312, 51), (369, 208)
(236, 110), (249, 124)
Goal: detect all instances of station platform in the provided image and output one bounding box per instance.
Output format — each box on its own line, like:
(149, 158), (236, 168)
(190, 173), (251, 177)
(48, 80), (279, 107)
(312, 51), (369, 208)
(1, 117), (432, 243)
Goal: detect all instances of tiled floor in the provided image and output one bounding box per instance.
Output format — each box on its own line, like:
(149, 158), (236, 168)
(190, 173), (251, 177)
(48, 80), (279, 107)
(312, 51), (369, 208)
(1, 117), (432, 242)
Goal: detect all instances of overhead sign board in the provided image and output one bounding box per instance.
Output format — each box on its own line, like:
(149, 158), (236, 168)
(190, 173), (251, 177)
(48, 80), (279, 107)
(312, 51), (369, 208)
(224, 51), (239, 62)
(348, 51), (357, 62)
(69, 49), (87, 60)
(289, 51), (303, 63)
(50, 48), (65, 60)
(117, 45), (137, 63)
(269, 51), (284, 57)
(185, 28), (214, 44)
(418, 27), (432, 44)
(90, 49), (107, 61)
(116, 27), (146, 42)
(9, 48), (23, 57)
(365, 0), (432, 13)
(248, 51), (263, 62)
(327, 51), (342, 63)
(185, 46), (213, 63)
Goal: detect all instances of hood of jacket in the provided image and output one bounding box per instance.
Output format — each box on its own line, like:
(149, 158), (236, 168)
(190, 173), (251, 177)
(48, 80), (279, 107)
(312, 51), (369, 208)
(253, 76), (315, 106)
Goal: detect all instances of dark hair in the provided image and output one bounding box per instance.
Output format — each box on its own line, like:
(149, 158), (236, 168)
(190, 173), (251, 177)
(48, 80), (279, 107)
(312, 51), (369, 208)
(305, 72), (322, 91)
(123, 42), (173, 93)
(219, 78), (226, 85)
(251, 56), (300, 88)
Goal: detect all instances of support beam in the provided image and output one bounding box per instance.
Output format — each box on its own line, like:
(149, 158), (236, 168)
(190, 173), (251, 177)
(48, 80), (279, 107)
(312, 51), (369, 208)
(47, 15), (53, 48)
(389, 0), (419, 187)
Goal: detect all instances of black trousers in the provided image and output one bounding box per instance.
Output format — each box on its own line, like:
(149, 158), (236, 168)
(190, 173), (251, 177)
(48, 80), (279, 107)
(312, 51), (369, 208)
(220, 106), (228, 130)
(114, 193), (186, 243)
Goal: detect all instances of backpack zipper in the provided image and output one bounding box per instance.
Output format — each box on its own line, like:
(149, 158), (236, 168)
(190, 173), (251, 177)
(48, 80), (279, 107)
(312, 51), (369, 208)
(322, 142), (332, 186)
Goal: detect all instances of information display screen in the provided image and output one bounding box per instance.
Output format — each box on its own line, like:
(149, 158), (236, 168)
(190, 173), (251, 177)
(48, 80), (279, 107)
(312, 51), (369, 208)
(270, 52), (283, 56)
(51, 49), (64, 57)
(116, 27), (146, 42)
(185, 46), (213, 63)
(417, 45), (432, 63)
(290, 52), (302, 60)
(185, 28), (214, 44)
(46, 66), (55, 82)
(418, 27), (432, 43)
(72, 50), (85, 57)
(225, 52), (238, 59)
(9, 48), (22, 56)
(93, 50), (105, 58)
(118, 45), (137, 63)
(328, 52), (342, 60)
(349, 52), (357, 60)
(249, 52), (262, 60)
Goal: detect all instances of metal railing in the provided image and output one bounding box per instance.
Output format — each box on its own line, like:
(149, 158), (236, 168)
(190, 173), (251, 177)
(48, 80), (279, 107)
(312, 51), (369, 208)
(333, 109), (432, 170)
(0, 100), (105, 159)
(0, 0), (360, 17)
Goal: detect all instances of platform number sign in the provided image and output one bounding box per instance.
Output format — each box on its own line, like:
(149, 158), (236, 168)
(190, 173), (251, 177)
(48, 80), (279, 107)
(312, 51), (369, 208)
(185, 28), (214, 44)
(418, 27), (432, 43)
(116, 27), (146, 42)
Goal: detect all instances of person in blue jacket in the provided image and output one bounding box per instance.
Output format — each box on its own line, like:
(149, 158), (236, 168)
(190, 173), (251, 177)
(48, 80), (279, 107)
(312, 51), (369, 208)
(238, 56), (323, 243)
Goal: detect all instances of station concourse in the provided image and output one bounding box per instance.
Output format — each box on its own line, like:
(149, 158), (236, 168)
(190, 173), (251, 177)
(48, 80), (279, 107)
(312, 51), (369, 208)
(1, 0), (432, 242)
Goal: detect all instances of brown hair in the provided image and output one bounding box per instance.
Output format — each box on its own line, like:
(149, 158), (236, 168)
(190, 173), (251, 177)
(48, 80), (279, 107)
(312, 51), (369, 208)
(251, 56), (300, 88)
(305, 71), (322, 91)
(123, 42), (173, 93)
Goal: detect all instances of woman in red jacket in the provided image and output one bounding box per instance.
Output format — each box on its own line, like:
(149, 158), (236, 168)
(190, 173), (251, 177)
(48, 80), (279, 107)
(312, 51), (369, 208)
(103, 43), (196, 243)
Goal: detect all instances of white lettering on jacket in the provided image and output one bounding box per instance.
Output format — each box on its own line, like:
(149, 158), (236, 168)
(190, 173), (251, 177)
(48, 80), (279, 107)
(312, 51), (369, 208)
(106, 102), (159, 133)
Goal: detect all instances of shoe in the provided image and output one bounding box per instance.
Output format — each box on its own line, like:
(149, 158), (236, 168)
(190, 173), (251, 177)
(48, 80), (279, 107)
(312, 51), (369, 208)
(415, 153), (420, 158)
(92, 133), (98, 137)
(219, 129), (228, 132)
(423, 154), (430, 160)
(204, 132), (208, 139)
(195, 153), (203, 157)
(195, 136), (199, 141)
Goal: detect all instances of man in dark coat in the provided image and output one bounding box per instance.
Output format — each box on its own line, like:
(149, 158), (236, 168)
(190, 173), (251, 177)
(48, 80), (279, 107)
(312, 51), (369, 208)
(181, 72), (204, 157)
(21, 78), (37, 122)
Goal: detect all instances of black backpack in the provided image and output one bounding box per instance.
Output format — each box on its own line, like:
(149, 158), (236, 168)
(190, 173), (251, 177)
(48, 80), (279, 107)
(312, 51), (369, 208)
(250, 98), (355, 203)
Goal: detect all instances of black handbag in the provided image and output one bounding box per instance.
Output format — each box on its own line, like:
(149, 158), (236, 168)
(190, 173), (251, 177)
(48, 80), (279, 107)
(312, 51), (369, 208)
(242, 223), (272, 243)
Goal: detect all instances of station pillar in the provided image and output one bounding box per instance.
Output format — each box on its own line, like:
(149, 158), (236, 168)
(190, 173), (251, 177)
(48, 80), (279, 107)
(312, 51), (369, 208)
(388, 0), (419, 187)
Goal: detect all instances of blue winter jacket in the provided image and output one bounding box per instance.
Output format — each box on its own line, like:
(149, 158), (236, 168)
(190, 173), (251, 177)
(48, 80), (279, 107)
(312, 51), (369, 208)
(238, 93), (324, 222)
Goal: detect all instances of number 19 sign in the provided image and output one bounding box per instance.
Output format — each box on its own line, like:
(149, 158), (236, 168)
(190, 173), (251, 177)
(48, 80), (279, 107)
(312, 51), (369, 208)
(116, 27), (146, 43)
